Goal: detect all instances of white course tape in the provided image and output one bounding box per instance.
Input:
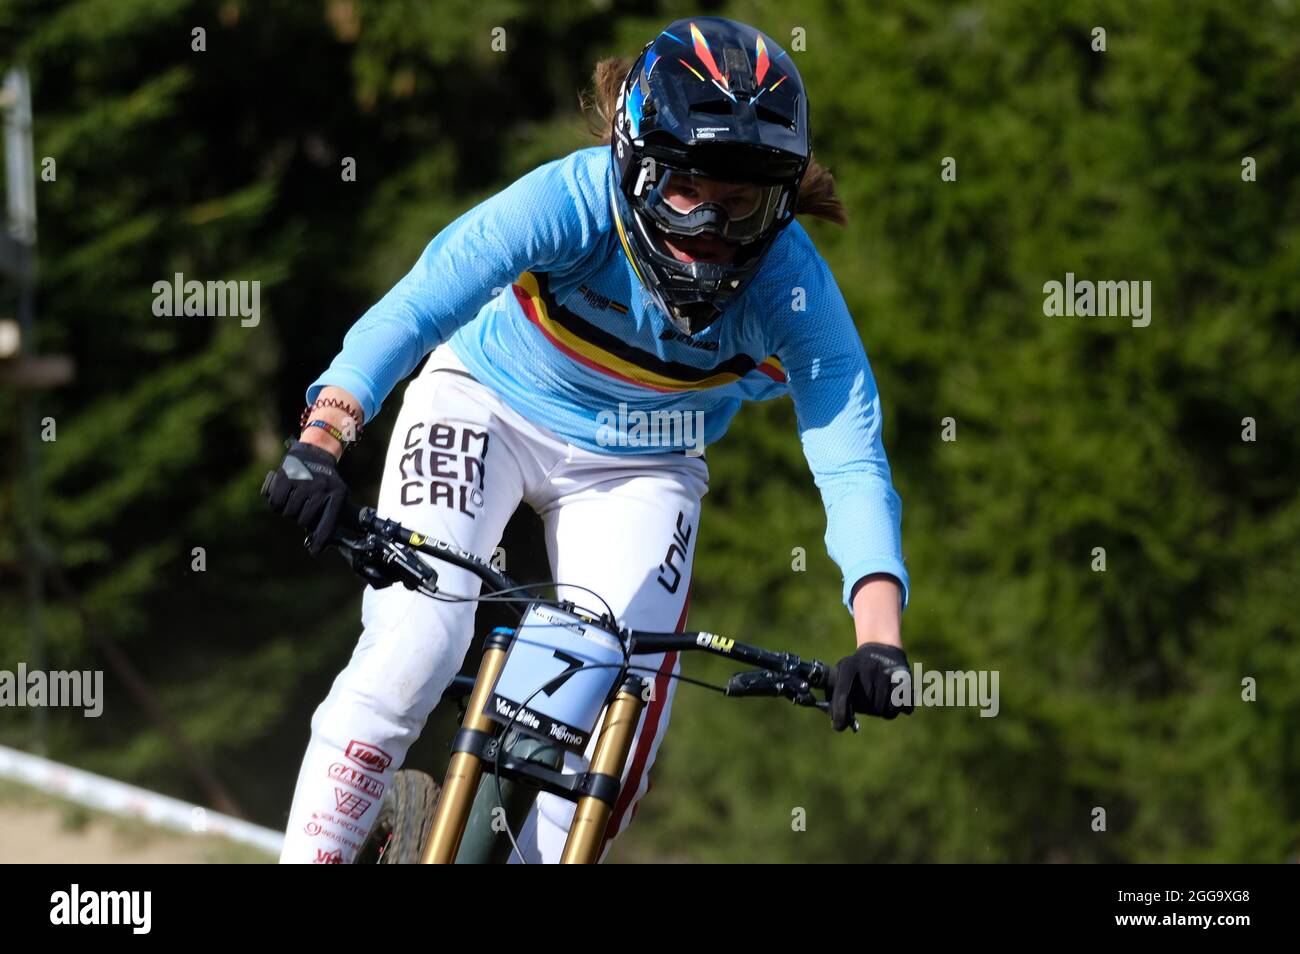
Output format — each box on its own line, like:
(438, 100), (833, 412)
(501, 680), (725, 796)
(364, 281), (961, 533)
(0, 744), (283, 857)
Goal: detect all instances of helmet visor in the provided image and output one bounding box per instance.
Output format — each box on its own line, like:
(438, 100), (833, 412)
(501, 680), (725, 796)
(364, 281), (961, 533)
(639, 170), (789, 245)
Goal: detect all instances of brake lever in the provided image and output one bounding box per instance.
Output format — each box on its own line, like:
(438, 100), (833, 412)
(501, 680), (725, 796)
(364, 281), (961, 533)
(379, 540), (440, 591)
(728, 671), (855, 726)
(321, 533), (394, 590)
(809, 660), (859, 732)
(792, 685), (860, 731)
(325, 531), (438, 592)
(812, 699), (859, 733)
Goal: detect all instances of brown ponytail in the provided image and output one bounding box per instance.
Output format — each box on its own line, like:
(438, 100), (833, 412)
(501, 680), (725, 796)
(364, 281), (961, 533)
(580, 57), (848, 227)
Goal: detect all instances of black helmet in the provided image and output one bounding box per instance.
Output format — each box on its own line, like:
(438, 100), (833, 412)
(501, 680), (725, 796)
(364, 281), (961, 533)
(610, 17), (811, 335)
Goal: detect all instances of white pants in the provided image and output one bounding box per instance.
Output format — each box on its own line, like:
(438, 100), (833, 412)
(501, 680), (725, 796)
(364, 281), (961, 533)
(279, 346), (708, 863)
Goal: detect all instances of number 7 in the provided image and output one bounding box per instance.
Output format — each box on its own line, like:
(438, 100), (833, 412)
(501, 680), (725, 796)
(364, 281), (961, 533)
(542, 650), (585, 696)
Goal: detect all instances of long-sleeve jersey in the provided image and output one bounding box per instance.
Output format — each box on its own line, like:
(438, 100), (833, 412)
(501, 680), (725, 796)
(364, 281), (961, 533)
(309, 147), (908, 609)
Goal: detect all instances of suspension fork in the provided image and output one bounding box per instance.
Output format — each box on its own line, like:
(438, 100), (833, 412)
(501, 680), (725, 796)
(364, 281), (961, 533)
(422, 636), (647, 865)
(560, 675), (648, 864)
(421, 631), (513, 864)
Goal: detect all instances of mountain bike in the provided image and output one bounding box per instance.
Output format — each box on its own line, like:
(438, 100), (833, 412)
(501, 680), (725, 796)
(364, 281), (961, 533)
(328, 504), (853, 864)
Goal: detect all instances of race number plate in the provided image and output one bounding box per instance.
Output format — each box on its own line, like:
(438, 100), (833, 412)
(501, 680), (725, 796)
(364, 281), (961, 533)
(488, 603), (625, 754)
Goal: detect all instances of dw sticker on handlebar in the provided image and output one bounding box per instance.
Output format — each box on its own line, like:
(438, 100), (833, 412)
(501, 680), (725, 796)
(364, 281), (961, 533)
(488, 603), (625, 755)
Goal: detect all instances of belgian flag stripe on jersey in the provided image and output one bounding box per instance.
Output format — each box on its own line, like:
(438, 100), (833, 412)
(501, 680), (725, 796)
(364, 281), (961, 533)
(511, 271), (785, 393)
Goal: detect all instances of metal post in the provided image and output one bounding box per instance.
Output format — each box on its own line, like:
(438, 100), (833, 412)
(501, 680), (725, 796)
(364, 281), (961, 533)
(3, 67), (45, 754)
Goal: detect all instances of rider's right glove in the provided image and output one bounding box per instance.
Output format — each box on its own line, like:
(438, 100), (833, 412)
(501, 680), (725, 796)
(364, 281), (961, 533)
(830, 643), (915, 730)
(262, 441), (350, 556)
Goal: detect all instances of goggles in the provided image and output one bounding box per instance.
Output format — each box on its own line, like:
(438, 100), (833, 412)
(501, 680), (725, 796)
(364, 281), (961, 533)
(635, 169), (790, 245)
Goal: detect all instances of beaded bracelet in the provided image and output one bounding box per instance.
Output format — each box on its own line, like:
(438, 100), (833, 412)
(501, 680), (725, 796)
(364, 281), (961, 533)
(300, 398), (364, 435)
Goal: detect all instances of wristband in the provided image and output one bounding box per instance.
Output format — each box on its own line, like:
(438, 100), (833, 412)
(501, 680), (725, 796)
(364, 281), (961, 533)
(304, 418), (351, 448)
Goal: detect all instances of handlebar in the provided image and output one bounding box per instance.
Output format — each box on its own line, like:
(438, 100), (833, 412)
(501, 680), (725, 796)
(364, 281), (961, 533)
(327, 501), (850, 727)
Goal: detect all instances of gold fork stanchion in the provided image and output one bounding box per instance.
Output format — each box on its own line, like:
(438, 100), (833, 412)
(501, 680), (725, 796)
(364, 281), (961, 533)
(421, 638), (511, 864)
(560, 676), (647, 864)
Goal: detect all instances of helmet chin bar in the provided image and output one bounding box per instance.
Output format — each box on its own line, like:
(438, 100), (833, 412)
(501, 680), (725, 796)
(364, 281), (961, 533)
(649, 224), (739, 264)
(610, 165), (784, 338)
(624, 195), (768, 336)
(636, 212), (743, 275)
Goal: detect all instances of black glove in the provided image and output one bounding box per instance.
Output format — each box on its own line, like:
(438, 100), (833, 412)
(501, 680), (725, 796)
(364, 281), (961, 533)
(830, 642), (914, 730)
(262, 441), (349, 555)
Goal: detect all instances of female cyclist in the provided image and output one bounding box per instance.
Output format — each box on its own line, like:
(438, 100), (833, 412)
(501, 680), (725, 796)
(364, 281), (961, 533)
(264, 15), (913, 864)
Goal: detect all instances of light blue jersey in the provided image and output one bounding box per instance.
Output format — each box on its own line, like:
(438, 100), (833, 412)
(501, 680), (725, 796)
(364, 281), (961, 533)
(309, 147), (907, 608)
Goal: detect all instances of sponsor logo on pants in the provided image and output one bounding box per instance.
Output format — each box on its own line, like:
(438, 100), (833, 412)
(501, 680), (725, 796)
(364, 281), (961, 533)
(334, 788), (373, 820)
(329, 762), (386, 798)
(398, 422), (489, 516)
(345, 739), (393, 773)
